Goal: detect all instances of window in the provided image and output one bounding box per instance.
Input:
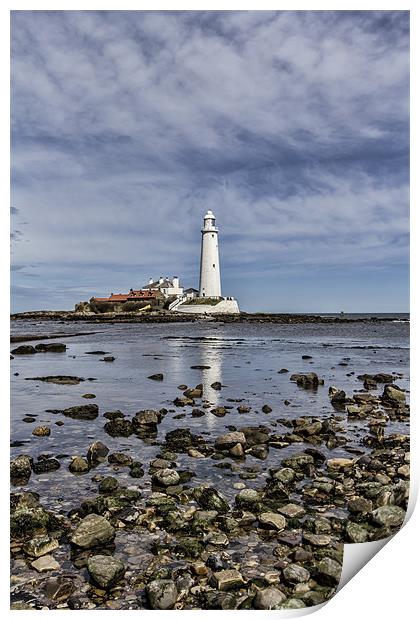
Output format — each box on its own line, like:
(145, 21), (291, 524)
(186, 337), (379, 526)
(213, 264), (215, 268)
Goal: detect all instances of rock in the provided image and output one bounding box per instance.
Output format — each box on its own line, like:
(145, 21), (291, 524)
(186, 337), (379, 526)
(11, 455), (32, 482)
(211, 569), (245, 591)
(194, 487), (230, 513)
(62, 404), (99, 420)
(235, 488), (260, 509)
(326, 457), (354, 470)
(215, 431), (246, 450)
(148, 373), (164, 381)
(129, 462), (145, 478)
(11, 345), (36, 355)
(102, 356), (115, 362)
(42, 576), (75, 602)
(87, 441), (109, 464)
(290, 372), (322, 388)
(283, 563), (310, 583)
(69, 456), (90, 473)
(281, 452), (314, 471)
(191, 365), (211, 370)
(191, 408), (205, 417)
(371, 505), (406, 528)
(87, 555), (125, 589)
(165, 428), (195, 451)
(82, 393), (96, 399)
(211, 407), (227, 417)
(382, 385), (406, 405)
(278, 504), (306, 518)
(183, 386), (203, 398)
(108, 452), (133, 466)
(329, 387), (346, 404)
(31, 555), (60, 572)
(32, 426), (51, 437)
(23, 535), (59, 558)
(152, 468), (180, 487)
(237, 405), (251, 413)
(173, 397), (195, 407)
(85, 350), (109, 355)
(211, 381), (222, 390)
(345, 522), (368, 543)
(358, 373), (395, 384)
(253, 586), (286, 609)
(146, 579), (178, 609)
(70, 514), (115, 548)
(294, 419), (323, 436)
(27, 375), (87, 385)
(348, 496), (373, 514)
(230, 443), (245, 457)
(314, 557), (342, 585)
(103, 410), (125, 420)
(278, 368), (289, 374)
(262, 404), (272, 413)
(302, 532), (332, 546)
(104, 418), (133, 437)
(98, 477), (119, 493)
(188, 448), (205, 458)
(32, 458), (60, 474)
(34, 343), (67, 352)
(259, 512), (286, 531)
(132, 409), (160, 427)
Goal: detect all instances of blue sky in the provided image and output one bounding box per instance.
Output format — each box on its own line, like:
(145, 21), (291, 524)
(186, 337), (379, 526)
(11, 10), (409, 313)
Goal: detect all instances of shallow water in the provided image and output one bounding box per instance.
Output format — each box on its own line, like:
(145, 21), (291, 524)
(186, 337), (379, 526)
(10, 319), (410, 513)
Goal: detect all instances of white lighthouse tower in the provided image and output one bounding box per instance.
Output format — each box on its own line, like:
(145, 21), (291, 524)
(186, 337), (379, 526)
(199, 210), (221, 298)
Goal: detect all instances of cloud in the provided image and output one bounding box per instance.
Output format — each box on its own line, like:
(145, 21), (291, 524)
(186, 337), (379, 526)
(10, 10), (409, 312)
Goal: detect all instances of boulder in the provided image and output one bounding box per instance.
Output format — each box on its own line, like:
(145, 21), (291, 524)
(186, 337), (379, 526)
(146, 579), (178, 610)
(86, 441), (109, 464)
(215, 432), (246, 450)
(211, 569), (245, 591)
(382, 385), (406, 405)
(23, 535), (59, 558)
(70, 514), (115, 548)
(69, 456), (90, 473)
(314, 557), (342, 585)
(32, 426), (51, 437)
(31, 555), (60, 572)
(32, 458), (60, 474)
(11, 455), (32, 482)
(152, 468), (180, 487)
(34, 343), (67, 353)
(371, 505), (405, 528)
(104, 418), (133, 437)
(148, 373), (164, 381)
(194, 487), (230, 514)
(253, 587), (286, 609)
(283, 563), (310, 583)
(290, 372), (322, 388)
(62, 404), (99, 420)
(132, 409), (160, 427)
(11, 345), (36, 355)
(87, 555), (125, 589)
(258, 512), (286, 531)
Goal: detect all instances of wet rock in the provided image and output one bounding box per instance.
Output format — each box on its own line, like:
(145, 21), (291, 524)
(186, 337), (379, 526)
(43, 577), (75, 603)
(34, 343), (67, 352)
(82, 393), (96, 399)
(99, 476), (119, 493)
(85, 350), (109, 355)
(211, 569), (245, 591)
(27, 375), (86, 385)
(345, 522), (368, 543)
(146, 579), (178, 609)
(253, 586), (287, 609)
(188, 448), (205, 458)
(165, 428), (195, 451)
(278, 368), (289, 374)
(371, 505), (405, 528)
(194, 487), (230, 514)
(281, 452), (314, 471)
(108, 452), (133, 466)
(211, 381), (222, 390)
(32, 426), (51, 437)
(31, 554), (60, 572)
(102, 356), (115, 362)
(191, 408), (205, 417)
(148, 373), (164, 381)
(290, 372), (322, 388)
(129, 462), (145, 478)
(103, 410), (125, 420)
(87, 555), (125, 588)
(262, 404), (272, 413)
(87, 441), (109, 464)
(235, 488), (261, 509)
(314, 557), (342, 585)
(302, 532), (332, 546)
(69, 456), (90, 473)
(283, 563), (310, 583)
(211, 407), (227, 417)
(347, 496), (373, 514)
(259, 512), (286, 531)
(11, 345), (36, 355)
(62, 404), (99, 420)
(104, 418), (133, 437)
(132, 409), (160, 427)
(358, 373), (395, 384)
(237, 405), (251, 413)
(329, 387), (346, 404)
(215, 431), (246, 450)
(294, 418), (323, 437)
(278, 504), (306, 518)
(183, 386), (203, 398)
(10, 493), (53, 539)
(174, 397), (195, 407)
(23, 535), (59, 558)
(152, 468), (180, 487)
(382, 385), (406, 405)
(191, 365), (210, 370)
(11, 455), (32, 483)
(326, 457), (354, 471)
(70, 514), (115, 548)
(32, 458), (60, 474)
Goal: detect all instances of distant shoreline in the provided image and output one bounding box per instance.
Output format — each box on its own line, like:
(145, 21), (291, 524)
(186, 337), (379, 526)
(10, 310), (409, 325)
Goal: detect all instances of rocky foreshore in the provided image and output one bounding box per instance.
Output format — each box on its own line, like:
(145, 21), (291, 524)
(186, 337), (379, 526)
(11, 309), (407, 325)
(10, 338), (410, 610)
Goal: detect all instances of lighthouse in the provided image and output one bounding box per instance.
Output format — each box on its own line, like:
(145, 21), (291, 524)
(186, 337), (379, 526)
(199, 210), (221, 298)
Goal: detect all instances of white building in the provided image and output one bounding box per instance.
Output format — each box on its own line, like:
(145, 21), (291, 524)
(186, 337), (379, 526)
(199, 210), (221, 298)
(173, 210), (240, 315)
(144, 276), (183, 298)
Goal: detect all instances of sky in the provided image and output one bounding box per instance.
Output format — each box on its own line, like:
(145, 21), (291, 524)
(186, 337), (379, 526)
(10, 10), (409, 313)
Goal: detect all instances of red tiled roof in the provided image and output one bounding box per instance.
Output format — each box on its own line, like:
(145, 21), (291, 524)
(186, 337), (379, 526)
(92, 289), (160, 303)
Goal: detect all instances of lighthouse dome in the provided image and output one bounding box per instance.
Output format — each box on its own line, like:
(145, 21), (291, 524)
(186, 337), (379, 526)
(204, 210), (215, 219)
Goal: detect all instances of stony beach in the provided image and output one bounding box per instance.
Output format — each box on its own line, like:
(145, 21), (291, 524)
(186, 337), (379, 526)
(10, 316), (410, 610)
